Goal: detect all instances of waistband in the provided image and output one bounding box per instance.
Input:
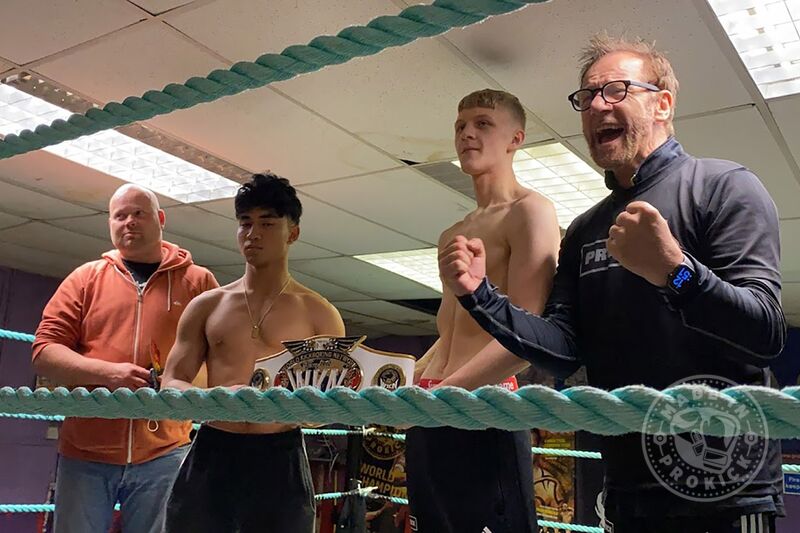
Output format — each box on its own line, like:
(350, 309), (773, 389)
(197, 425), (303, 447)
(418, 376), (519, 391)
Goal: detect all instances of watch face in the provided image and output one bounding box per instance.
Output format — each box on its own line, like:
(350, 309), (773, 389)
(671, 265), (694, 291)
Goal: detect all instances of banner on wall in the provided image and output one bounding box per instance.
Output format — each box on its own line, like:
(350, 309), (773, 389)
(360, 425), (407, 501)
(534, 429), (576, 531)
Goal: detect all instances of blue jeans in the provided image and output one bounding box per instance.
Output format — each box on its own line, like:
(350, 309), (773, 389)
(54, 445), (188, 533)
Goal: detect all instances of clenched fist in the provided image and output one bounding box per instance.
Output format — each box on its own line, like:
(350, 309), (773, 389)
(438, 235), (486, 296)
(607, 201), (685, 287)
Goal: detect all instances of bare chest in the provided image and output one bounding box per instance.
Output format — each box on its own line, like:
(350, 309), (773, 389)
(205, 298), (317, 364)
(445, 211), (512, 277)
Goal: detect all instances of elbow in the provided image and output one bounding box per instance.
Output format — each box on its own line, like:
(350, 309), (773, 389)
(762, 314), (788, 363)
(31, 346), (52, 376)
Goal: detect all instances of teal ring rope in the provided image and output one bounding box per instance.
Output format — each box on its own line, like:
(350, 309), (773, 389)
(3, 384), (800, 437)
(0, 501), (601, 533)
(0, 0), (548, 160)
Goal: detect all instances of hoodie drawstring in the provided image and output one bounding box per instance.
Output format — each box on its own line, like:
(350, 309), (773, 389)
(167, 271), (172, 312)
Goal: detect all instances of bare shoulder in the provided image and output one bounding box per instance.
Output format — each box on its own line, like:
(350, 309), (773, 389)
(510, 189), (556, 220)
(289, 281), (345, 334)
(291, 282), (339, 315)
(185, 280), (236, 313)
(438, 219), (466, 247)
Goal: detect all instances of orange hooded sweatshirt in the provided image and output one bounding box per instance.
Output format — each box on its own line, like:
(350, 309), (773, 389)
(32, 241), (218, 465)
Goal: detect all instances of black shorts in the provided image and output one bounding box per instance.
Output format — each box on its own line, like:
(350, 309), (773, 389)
(405, 426), (537, 533)
(165, 426), (315, 533)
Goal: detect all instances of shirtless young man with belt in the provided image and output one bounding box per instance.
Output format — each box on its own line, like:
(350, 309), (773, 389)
(162, 173), (345, 533)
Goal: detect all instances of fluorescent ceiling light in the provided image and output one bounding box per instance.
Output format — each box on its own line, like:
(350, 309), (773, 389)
(354, 248), (442, 293)
(453, 141), (607, 228)
(707, 0), (800, 98)
(0, 84), (241, 203)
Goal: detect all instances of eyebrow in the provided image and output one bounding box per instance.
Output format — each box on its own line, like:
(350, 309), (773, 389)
(238, 213), (280, 220)
(454, 114), (494, 126)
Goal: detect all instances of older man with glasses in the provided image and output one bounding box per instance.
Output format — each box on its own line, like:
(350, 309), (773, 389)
(437, 35), (786, 533)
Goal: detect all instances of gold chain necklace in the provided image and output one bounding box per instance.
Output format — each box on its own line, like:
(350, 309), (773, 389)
(243, 276), (291, 340)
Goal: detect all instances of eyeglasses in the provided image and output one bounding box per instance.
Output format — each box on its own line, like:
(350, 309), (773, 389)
(567, 80), (661, 111)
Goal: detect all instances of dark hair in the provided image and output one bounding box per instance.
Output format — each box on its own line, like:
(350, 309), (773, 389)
(458, 89), (526, 130)
(234, 172), (302, 225)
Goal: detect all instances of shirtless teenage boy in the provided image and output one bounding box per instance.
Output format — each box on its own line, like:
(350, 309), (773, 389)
(406, 90), (561, 533)
(161, 173), (345, 533)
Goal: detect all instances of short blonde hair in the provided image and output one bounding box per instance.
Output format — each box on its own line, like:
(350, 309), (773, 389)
(579, 34), (679, 133)
(458, 89), (526, 130)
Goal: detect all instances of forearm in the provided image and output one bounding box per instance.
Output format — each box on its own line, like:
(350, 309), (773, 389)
(440, 339), (529, 390)
(457, 278), (580, 379)
(33, 344), (112, 387)
(161, 377), (196, 391)
(672, 256), (786, 364)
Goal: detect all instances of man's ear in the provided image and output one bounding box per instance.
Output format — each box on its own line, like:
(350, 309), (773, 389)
(510, 128), (525, 152)
(288, 224), (300, 244)
(655, 90), (674, 123)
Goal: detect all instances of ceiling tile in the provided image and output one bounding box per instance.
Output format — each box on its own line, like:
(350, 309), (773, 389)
(339, 309), (394, 327)
(34, 22), (226, 103)
(0, 179), (98, 219)
(290, 257), (440, 300)
(163, 0), (398, 62)
(148, 86), (400, 183)
(781, 219), (800, 283)
(129, 0), (193, 15)
(162, 231), (243, 267)
(0, 57), (15, 73)
(277, 38), (552, 163)
(192, 198), (235, 219)
(672, 108), (800, 220)
(0, 211), (28, 230)
(444, 0), (753, 137)
(769, 96), (800, 169)
(289, 241), (340, 261)
(0, 150), (181, 211)
(289, 271), (372, 302)
(297, 194), (427, 254)
(0, 241), (84, 279)
(54, 213), (109, 239)
(334, 300), (435, 325)
(0, 222), (109, 262)
(163, 205), (238, 249)
(300, 168), (474, 245)
(0, 0), (146, 64)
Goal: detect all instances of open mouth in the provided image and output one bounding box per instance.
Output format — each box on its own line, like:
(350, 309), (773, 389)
(596, 127), (624, 145)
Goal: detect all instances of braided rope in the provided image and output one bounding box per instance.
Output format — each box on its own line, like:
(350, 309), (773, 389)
(536, 521), (602, 533)
(4, 384), (800, 436)
(0, 328), (35, 343)
(0, 0), (547, 160)
(531, 446), (602, 460)
(0, 500), (603, 532)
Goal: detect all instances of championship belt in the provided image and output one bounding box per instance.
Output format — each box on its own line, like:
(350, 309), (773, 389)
(249, 335), (414, 392)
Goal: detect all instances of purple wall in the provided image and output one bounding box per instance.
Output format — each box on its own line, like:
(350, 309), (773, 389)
(0, 266), (61, 533)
